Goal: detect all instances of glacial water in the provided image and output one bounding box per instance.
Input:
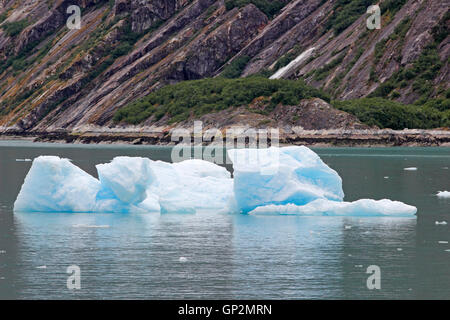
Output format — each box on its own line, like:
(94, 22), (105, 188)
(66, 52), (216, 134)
(0, 140), (449, 299)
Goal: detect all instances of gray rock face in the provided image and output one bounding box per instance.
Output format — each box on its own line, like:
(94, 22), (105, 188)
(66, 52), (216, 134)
(183, 4), (268, 79)
(15, 0), (102, 53)
(115, 0), (190, 33)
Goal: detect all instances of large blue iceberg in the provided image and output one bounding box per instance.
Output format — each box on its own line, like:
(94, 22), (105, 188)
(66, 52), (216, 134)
(14, 146), (417, 217)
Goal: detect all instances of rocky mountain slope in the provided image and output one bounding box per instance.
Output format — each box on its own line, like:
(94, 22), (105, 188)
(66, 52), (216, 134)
(0, 0), (448, 135)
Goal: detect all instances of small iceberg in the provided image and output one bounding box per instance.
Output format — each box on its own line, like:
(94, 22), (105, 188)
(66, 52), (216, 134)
(248, 199), (417, 217)
(14, 146), (416, 217)
(403, 167), (417, 171)
(436, 191), (450, 198)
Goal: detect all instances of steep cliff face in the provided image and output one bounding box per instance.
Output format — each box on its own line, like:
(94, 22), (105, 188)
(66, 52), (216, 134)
(0, 0), (448, 133)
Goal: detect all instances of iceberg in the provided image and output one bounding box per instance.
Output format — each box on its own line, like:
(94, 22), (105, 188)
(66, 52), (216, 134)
(14, 146), (416, 217)
(14, 156), (100, 212)
(14, 156), (234, 213)
(248, 199), (417, 217)
(436, 191), (450, 198)
(227, 146), (344, 213)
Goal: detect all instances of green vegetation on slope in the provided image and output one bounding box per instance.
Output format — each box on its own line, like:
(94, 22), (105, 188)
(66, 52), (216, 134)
(273, 45), (303, 71)
(325, 0), (407, 35)
(113, 76), (449, 129)
(220, 56), (251, 78)
(325, 0), (373, 35)
(333, 97), (450, 129)
(113, 77), (330, 124)
(380, 0), (408, 16)
(1, 19), (29, 37)
(114, 76), (449, 129)
(0, 10), (9, 24)
(313, 54), (345, 81)
(369, 11), (448, 102)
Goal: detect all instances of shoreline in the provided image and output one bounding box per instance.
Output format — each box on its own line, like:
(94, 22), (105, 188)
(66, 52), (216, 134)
(1, 129), (450, 147)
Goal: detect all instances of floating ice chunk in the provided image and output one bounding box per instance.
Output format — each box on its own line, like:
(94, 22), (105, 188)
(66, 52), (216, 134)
(36, 266), (47, 269)
(249, 199), (417, 217)
(179, 257), (188, 263)
(436, 191), (450, 198)
(15, 158), (32, 162)
(435, 221), (448, 225)
(148, 159), (234, 213)
(228, 146), (344, 213)
(404, 167), (417, 171)
(96, 157), (155, 204)
(14, 147), (417, 216)
(14, 156), (101, 212)
(14, 155), (234, 213)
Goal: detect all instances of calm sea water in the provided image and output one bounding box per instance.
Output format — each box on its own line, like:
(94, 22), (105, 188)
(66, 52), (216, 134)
(0, 141), (449, 299)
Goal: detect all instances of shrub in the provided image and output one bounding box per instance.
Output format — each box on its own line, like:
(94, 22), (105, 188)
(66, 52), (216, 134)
(333, 97), (445, 129)
(313, 54), (345, 81)
(0, 11), (8, 24)
(220, 56), (251, 78)
(1, 19), (28, 37)
(380, 0), (408, 16)
(111, 42), (133, 58)
(325, 0), (373, 35)
(273, 45), (303, 71)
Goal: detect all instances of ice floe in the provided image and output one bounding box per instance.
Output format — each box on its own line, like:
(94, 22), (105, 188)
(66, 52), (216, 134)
(248, 199), (417, 217)
(14, 147), (416, 217)
(436, 191), (450, 198)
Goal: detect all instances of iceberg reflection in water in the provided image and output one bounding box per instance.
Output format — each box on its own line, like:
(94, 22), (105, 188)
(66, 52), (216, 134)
(11, 211), (419, 299)
(14, 146), (416, 217)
